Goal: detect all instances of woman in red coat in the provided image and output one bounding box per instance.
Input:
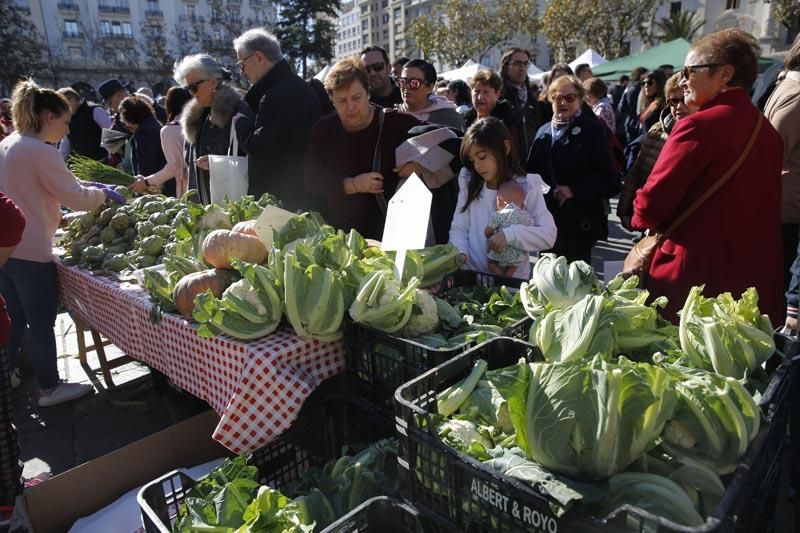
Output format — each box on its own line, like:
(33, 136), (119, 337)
(632, 28), (784, 324)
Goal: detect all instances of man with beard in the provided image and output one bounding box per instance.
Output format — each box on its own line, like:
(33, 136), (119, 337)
(361, 46), (402, 109)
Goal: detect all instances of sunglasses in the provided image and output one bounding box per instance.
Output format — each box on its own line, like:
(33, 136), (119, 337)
(398, 77), (426, 90)
(365, 61), (386, 74)
(681, 63), (723, 79)
(643, 79), (655, 86)
(510, 60), (529, 68)
(236, 52), (255, 70)
(185, 79), (209, 94)
(553, 94), (578, 104)
(667, 97), (684, 107)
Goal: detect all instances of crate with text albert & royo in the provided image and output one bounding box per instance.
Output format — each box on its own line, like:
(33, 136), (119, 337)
(138, 393), (397, 533)
(344, 269), (532, 408)
(394, 335), (796, 533)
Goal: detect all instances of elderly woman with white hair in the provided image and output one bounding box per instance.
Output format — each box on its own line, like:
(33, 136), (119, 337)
(173, 53), (253, 204)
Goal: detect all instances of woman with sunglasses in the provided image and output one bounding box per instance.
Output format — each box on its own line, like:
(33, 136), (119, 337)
(397, 59), (464, 131)
(631, 29), (784, 325)
(638, 69), (667, 133)
(617, 73), (698, 231)
(173, 53), (253, 204)
(526, 75), (619, 263)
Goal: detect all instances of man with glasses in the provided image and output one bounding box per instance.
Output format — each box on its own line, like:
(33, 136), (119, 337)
(500, 47), (543, 161)
(232, 28), (321, 211)
(361, 46), (402, 109)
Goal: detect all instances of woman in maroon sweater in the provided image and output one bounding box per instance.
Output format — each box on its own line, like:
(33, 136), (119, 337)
(0, 192), (24, 521)
(304, 57), (423, 240)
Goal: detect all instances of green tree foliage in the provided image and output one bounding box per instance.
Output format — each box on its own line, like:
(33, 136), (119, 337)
(276, 0), (340, 79)
(407, 0), (539, 67)
(542, 0), (657, 61)
(774, 0), (800, 44)
(655, 10), (705, 42)
(0, 0), (46, 92)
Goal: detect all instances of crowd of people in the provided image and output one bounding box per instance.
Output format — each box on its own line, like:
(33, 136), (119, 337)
(1, 26), (799, 519)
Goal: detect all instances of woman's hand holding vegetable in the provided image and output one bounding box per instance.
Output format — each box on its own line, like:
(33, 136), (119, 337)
(347, 172), (384, 195)
(486, 231), (507, 253)
(195, 155), (209, 171)
(128, 175), (149, 193)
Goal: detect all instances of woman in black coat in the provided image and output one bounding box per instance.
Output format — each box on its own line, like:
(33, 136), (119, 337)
(119, 95), (171, 195)
(527, 75), (620, 263)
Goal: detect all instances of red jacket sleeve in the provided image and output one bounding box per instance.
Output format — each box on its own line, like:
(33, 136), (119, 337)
(631, 117), (711, 232)
(0, 192), (25, 247)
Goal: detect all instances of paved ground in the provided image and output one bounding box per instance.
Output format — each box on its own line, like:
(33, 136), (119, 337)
(8, 203), (797, 531)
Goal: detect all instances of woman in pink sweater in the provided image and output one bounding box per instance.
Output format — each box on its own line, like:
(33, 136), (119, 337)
(0, 80), (123, 408)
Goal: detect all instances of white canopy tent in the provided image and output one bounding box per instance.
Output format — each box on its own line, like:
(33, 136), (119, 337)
(569, 48), (608, 71)
(313, 65), (331, 81)
(439, 60), (491, 82)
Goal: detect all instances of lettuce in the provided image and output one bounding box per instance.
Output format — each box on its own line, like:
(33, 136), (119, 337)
(679, 286), (775, 379)
(520, 254), (600, 318)
(283, 252), (345, 342)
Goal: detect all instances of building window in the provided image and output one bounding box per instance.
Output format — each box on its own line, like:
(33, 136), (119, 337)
(64, 20), (79, 36)
(186, 4), (196, 18)
(122, 21), (132, 37)
(147, 0), (158, 9)
(383, 29), (388, 39)
(361, 19), (368, 30)
(382, 13), (389, 24)
(393, 7), (400, 19)
(670, 2), (681, 15)
(360, 4), (367, 14)
(100, 20), (111, 35)
(725, 0), (738, 9)
(382, 0), (387, 7)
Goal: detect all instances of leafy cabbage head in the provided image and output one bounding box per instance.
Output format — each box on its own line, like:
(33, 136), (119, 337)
(520, 254), (599, 318)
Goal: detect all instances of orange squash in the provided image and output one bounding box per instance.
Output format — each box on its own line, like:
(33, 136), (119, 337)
(202, 229), (267, 269)
(232, 220), (258, 237)
(172, 269), (234, 316)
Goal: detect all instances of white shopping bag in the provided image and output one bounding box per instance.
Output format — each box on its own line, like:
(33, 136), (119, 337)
(209, 126), (248, 203)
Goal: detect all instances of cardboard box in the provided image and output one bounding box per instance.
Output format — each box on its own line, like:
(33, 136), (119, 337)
(24, 410), (230, 533)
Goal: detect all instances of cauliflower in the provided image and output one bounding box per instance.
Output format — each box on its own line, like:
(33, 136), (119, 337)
(438, 419), (493, 452)
(197, 205), (232, 230)
(224, 279), (267, 315)
(663, 419), (697, 450)
(402, 289), (439, 338)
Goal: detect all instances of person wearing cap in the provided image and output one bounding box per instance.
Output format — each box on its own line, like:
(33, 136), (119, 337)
(174, 53), (253, 204)
(97, 79), (131, 167)
(232, 28), (321, 211)
(56, 87), (112, 161)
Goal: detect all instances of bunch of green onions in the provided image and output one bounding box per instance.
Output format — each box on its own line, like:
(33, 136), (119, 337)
(68, 154), (134, 186)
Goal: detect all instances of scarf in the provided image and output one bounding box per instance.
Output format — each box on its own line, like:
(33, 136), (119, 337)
(551, 108), (581, 129)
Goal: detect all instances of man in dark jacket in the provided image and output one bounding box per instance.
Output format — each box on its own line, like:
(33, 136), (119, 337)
(361, 46), (402, 109)
(98, 78), (131, 167)
(57, 87), (112, 161)
(499, 48), (543, 161)
(233, 28), (321, 211)
(618, 67), (648, 144)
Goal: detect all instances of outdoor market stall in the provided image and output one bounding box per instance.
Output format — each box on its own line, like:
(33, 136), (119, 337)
(55, 260), (345, 454)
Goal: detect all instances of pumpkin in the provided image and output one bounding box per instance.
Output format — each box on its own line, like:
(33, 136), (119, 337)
(232, 220), (258, 237)
(172, 269), (234, 316)
(202, 229), (267, 269)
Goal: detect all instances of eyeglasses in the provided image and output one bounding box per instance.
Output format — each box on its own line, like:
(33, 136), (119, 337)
(185, 79), (210, 94)
(553, 94), (578, 104)
(510, 60), (530, 68)
(681, 63), (723, 79)
(398, 77), (426, 90)
(365, 61), (386, 74)
(236, 52), (256, 70)
(667, 97), (684, 107)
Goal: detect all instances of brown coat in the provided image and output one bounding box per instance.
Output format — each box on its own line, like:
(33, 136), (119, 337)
(616, 119), (669, 218)
(764, 72), (800, 223)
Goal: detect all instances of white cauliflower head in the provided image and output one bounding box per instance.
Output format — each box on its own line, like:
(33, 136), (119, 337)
(402, 289), (439, 338)
(223, 279), (267, 315)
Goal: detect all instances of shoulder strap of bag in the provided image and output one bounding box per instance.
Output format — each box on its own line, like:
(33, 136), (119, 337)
(372, 108), (388, 217)
(659, 113), (763, 242)
(228, 123), (238, 156)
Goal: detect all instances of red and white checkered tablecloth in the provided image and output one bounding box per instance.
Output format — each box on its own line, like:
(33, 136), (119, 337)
(55, 261), (345, 454)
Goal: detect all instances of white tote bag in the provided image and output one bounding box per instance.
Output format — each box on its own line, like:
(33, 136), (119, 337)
(208, 125), (248, 203)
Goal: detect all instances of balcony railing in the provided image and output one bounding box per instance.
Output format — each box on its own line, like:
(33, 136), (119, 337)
(98, 5), (130, 14)
(250, 0), (265, 6)
(101, 33), (134, 41)
(62, 30), (84, 39)
(57, 2), (79, 12)
(145, 9), (163, 18)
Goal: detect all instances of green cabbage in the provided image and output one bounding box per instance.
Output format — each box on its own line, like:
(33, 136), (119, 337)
(600, 473), (704, 527)
(520, 253), (599, 318)
(283, 252), (345, 342)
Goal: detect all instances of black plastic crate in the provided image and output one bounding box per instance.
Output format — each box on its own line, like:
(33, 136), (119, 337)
(394, 335), (796, 533)
(138, 394), (395, 533)
(343, 270), (531, 408)
(326, 496), (453, 533)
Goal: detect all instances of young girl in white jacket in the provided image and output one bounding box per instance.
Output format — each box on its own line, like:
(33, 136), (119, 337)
(449, 117), (557, 279)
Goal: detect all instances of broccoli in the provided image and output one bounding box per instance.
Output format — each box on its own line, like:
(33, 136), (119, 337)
(402, 289), (440, 338)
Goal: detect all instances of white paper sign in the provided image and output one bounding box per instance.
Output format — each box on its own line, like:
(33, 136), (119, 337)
(253, 205), (297, 249)
(394, 127), (457, 172)
(382, 174), (432, 279)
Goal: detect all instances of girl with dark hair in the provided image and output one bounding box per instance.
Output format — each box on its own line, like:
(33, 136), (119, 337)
(130, 87), (192, 197)
(639, 69), (667, 132)
(398, 59), (464, 130)
(0, 79), (122, 408)
(446, 79), (471, 112)
(450, 117), (556, 279)
(119, 95), (169, 194)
